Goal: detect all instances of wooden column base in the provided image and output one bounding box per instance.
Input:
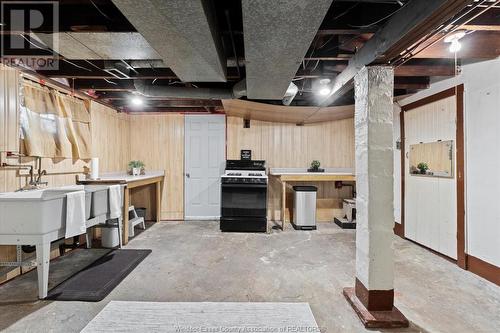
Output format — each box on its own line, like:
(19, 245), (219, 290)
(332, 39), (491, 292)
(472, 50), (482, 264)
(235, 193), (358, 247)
(343, 287), (409, 329)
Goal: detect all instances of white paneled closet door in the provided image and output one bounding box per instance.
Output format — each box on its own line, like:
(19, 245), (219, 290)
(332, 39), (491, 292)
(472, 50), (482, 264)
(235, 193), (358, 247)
(184, 115), (226, 220)
(404, 96), (457, 259)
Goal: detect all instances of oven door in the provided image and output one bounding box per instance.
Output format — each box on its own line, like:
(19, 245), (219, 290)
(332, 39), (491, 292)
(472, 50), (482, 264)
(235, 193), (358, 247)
(221, 183), (267, 217)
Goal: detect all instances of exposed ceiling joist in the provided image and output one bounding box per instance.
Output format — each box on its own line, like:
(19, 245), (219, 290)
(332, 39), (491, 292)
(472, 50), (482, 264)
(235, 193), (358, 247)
(242, 0), (333, 99)
(39, 67), (241, 80)
(414, 31), (500, 59)
(394, 76), (430, 90)
(111, 0), (226, 82)
(320, 0), (474, 106)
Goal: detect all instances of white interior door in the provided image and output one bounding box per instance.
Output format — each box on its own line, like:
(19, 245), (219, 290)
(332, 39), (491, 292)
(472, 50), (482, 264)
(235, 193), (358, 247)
(184, 115), (225, 220)
(404, 96), (457, 259)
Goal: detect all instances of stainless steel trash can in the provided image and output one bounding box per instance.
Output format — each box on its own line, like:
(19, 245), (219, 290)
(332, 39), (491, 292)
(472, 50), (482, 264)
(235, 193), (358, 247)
(292, 186), (317, 230)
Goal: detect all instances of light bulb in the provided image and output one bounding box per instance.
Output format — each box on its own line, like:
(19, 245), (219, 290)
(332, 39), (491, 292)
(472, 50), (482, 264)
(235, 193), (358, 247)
(131, 96), (143, 106)
(318, 87), (331, 96)
(449, 40), (461, 53)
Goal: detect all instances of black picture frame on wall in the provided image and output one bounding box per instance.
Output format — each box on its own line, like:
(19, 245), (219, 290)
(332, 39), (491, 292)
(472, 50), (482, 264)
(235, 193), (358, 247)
(240, 150), (251, 160)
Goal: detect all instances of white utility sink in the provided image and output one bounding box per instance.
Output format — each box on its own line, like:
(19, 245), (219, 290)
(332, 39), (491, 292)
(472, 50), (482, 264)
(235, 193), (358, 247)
(0, 185), (85, 299)
(0, 186), (84, 235)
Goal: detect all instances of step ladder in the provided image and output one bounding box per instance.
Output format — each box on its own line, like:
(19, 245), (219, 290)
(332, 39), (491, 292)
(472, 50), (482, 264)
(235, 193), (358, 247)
(128, 206), (146, 238)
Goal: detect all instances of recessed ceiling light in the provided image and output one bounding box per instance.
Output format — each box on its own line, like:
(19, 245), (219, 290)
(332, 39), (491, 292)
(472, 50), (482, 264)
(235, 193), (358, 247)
(131, 96), (143, 106)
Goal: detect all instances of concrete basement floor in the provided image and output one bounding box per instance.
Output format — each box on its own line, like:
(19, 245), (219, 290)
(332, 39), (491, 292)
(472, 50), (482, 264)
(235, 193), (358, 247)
(0, 221), (499, 333)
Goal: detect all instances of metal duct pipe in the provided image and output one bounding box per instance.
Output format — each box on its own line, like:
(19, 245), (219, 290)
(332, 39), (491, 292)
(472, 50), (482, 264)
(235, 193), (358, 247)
(134, 79), (247, 100)
(282, 82), (299, 106)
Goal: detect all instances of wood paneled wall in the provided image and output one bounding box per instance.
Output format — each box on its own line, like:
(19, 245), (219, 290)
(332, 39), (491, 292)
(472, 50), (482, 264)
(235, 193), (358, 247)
(226, 116), (355, 221)
(0, 64), (20, 152)
(90, 101), (130, 172)
(0, 100), (131, 282)
(128, 114), (184, 220)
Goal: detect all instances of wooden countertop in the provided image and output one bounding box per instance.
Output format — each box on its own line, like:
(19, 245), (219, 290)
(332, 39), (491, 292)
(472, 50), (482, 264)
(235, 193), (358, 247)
(269, 168), (355, 181)
(77, 171), (165, 184)
(77, 170), (165, 245)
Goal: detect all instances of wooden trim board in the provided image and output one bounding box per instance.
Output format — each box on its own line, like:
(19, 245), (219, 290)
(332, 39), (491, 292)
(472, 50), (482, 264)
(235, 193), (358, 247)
(455, 85), (466, 269)
(467, 255), (500, 286)
(396, 110), (406, 238)
(400, 87), (457, 112)
(277, 174), (355, 182)
(354, 278), (394, 311)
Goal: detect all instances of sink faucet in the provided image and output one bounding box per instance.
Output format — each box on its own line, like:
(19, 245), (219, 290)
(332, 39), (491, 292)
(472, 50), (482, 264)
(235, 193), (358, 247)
(34, 157), (48, 187)
(2, 157), (48, 191)
(2, 163), (36, 191)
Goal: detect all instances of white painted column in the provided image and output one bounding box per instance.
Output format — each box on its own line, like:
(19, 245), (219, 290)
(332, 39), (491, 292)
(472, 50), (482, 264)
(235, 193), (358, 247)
(354, 66), (395, 309)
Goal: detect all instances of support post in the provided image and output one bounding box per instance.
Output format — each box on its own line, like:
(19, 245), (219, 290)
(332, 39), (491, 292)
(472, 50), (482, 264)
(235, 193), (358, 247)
(36, 242), (50, 299)
(123, 186), (130, 245)
(343, 66), (408, 328)
(281, 181), (286, 230)
(156, 180), (161, 223)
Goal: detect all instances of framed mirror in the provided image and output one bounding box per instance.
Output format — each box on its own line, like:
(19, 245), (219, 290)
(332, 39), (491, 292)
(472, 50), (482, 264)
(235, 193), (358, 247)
(409, 140), (454, 178)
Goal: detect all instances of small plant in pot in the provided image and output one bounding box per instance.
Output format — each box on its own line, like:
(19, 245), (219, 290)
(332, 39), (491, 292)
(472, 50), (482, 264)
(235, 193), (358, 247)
(417, 162), (429, 175)
(308, 160), (324, 172)
(128, 160), (145, 176)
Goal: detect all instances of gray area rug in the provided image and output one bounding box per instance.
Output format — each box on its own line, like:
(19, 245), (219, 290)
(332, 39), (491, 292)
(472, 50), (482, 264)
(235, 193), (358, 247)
(81, 301), (319, 333)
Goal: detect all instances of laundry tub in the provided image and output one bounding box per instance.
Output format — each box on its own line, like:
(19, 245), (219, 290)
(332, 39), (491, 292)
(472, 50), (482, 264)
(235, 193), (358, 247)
(84, 185), (110, 219)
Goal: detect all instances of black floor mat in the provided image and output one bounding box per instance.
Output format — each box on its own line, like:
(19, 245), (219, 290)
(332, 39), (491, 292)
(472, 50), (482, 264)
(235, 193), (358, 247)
(46, 249), (151, 302)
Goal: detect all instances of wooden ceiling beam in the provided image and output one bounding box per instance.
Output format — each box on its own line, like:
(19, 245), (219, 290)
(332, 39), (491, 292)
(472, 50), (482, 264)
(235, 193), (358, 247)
(394, 76), (430, 90)
(461, 24), (500, 31)
(414, 31), (500, 59)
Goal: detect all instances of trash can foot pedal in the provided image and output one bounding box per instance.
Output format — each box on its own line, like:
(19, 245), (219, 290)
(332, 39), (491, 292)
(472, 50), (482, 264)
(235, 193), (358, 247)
(291, 222), (317, 230)
(334, 217), (356, 229)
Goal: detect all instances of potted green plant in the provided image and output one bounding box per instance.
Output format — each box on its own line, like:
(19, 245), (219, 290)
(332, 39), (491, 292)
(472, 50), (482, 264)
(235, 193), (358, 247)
(417, 162), (429, 175)
(308, 160), (324, 172)
(128, 160), (145, 176)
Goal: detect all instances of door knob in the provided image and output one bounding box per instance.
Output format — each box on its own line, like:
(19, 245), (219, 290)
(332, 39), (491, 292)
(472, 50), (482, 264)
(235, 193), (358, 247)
(185, 173), (190, 178)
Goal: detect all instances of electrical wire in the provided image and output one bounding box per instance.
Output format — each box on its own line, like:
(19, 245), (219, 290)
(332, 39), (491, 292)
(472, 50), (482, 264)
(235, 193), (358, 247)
(90, 0), (111, 21)
(121, 60), (139, 74)
(348, 2), (407, 28)
(317, 35), (335, 49)
(331, 2), (359, 21)
(20, 34), (45, 50)
(103, 78), (117, 85)
(322, 34), (362, 53)
(84, 59), (103, 71)
(62, 59), (93, 72)
(310, 59), (321, 72)
(392, 0), (496, 67)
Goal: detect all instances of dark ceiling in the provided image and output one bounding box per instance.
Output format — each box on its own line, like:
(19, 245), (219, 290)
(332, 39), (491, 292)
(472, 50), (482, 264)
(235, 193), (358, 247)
(1, 0), (499, 112)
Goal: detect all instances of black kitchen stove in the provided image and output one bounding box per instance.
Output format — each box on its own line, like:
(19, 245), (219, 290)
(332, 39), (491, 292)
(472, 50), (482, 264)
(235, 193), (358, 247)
(220, 160), (267, 232)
